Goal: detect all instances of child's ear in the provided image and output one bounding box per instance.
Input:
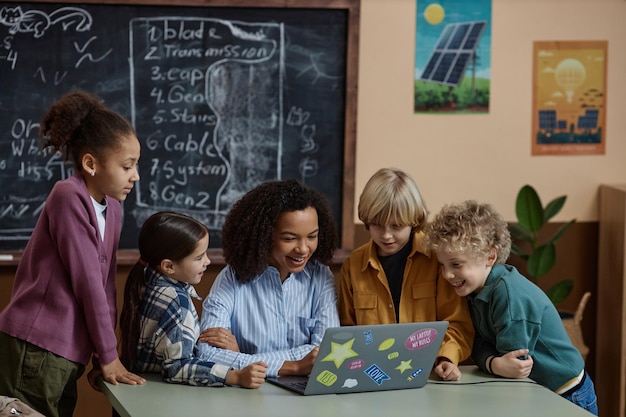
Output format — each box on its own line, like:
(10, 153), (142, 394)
(486, 248), (498, 267)
(160, 259), (175, 275)
(81, 152), (97, 176)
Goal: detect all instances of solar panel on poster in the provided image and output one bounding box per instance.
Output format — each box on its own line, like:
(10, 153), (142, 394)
(419, 21), (487, 87)
(577, 109), (599, 129)
(538, 110), (557, 130)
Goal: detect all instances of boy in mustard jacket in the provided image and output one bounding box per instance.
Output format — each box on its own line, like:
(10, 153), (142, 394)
(338, 168), (474, 381)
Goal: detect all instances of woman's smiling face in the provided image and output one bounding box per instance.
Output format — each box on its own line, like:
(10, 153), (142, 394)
(268, 206), (319, 281)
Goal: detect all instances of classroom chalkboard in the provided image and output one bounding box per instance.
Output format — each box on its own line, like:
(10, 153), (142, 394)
(0, 0), (359, 261)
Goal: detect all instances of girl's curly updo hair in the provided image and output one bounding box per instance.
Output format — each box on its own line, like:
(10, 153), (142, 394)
(39, 90), (135, 172)
(222, 179), (338, 282)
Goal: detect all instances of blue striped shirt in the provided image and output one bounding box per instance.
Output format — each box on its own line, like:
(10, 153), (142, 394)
(135, 268), (230, 386)
(198, 260), (339, 376)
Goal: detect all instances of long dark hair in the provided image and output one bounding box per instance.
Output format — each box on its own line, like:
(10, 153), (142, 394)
(221, 179), (338, 282)
(119, 211), (208, 369)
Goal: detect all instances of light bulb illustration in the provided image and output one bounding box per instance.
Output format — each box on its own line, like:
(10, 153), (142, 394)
(554, 58), (586, 103)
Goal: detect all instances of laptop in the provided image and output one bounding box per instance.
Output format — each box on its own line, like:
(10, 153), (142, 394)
(266, 321), (448, 395)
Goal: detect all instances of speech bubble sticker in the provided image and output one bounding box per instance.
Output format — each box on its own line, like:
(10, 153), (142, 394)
(405, 328), (438, 350)
(342, 378), (358, 388)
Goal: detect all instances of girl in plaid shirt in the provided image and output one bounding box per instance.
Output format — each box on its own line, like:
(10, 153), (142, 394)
(120, 211), (267, 388)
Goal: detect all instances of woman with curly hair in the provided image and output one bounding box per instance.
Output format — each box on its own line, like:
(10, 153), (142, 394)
(198, 179), (339, 377)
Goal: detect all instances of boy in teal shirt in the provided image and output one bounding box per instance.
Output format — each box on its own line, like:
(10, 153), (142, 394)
(424, 200), (597, 415)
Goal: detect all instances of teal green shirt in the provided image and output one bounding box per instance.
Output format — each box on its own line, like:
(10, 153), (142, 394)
(468, 264), (584, 391)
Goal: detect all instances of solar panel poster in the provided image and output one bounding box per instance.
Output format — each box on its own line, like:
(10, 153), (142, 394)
(414, 0), (492, 113)
(532, 41), (607, 156)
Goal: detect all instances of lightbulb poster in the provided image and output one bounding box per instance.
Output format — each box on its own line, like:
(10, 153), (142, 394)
(532, 41), (607, 156)
(414, 0), (492, 113)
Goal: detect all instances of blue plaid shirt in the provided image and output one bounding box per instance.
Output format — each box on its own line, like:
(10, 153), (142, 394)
(135, 267), (230, 386)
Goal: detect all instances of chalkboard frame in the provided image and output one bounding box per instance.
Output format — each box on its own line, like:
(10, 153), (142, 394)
(0, 0), (359, 265)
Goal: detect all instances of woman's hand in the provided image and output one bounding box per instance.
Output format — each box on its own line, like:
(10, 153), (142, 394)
(199, 327), (240, 352)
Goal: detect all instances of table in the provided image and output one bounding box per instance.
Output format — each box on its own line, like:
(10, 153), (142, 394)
(101, 366), (593, 417)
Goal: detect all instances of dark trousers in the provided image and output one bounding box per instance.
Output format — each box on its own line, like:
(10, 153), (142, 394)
(0, 332), (85, 417)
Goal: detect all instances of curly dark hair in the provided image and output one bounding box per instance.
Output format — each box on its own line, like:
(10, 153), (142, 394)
(222, 179), (338, 282)
(39, 90), (135, 172)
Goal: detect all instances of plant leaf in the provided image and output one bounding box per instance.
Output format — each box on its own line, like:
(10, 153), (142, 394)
(516, 185), (544, 232)
(509, 223), (534, 244)
(543, 196), (567, 222)
(545, 279), (574, 306)
(510, 245), (529, 260)
(527, 243), (556, 278)
(546, 219), (576, 245)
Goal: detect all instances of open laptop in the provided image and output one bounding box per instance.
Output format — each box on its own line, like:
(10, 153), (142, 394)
(266, 321), (448, 395)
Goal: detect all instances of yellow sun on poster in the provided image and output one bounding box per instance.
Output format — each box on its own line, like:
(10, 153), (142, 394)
(532, 41), (607, 156)
(423, 4), (445, 25)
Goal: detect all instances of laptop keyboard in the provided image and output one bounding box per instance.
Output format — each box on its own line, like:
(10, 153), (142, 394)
(285, 380), (308, 390)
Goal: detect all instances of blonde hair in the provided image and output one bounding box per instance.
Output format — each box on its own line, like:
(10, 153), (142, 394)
(358, 168), (428, 230)
(423, 200), (511, 263)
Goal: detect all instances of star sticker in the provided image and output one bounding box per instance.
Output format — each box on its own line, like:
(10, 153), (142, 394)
(322, 338), (359, 368)
(396, 359), (413, 374)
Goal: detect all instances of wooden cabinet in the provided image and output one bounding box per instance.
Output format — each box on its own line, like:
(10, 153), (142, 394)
(597, 184), (626, 417)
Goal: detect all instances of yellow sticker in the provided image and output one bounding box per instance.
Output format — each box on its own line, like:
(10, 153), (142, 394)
(378, 338), (395, 351)
(316, 370), (338, 386)
(321, 339), (359, 368)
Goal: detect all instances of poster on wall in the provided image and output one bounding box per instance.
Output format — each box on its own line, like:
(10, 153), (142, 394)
(532, 41), (607, 156)
(414, 0), (492, 114)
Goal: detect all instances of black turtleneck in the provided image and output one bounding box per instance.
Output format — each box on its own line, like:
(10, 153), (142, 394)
(377, 238), (412, 322)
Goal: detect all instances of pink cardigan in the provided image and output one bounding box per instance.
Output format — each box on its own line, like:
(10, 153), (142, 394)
(0, 173), (121, 366)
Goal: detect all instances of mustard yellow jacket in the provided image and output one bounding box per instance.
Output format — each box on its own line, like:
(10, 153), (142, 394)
(338, 232), (474, 365)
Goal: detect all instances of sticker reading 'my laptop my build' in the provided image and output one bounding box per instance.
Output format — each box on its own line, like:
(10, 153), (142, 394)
(267, 321), (448, 395)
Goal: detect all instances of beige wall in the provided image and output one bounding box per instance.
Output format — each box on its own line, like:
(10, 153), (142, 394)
(355, 0), (626, 223)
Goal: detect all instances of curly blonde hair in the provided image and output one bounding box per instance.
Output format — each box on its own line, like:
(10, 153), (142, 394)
(423, 200), (511, 263)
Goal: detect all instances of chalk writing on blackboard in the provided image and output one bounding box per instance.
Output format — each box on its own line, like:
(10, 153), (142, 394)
(129, 17), (287, 232)
(0, 2), (351, 252)
(0, 5), (102, 248)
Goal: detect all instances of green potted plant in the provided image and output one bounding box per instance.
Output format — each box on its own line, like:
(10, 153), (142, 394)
(508, 184), (576, 306)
